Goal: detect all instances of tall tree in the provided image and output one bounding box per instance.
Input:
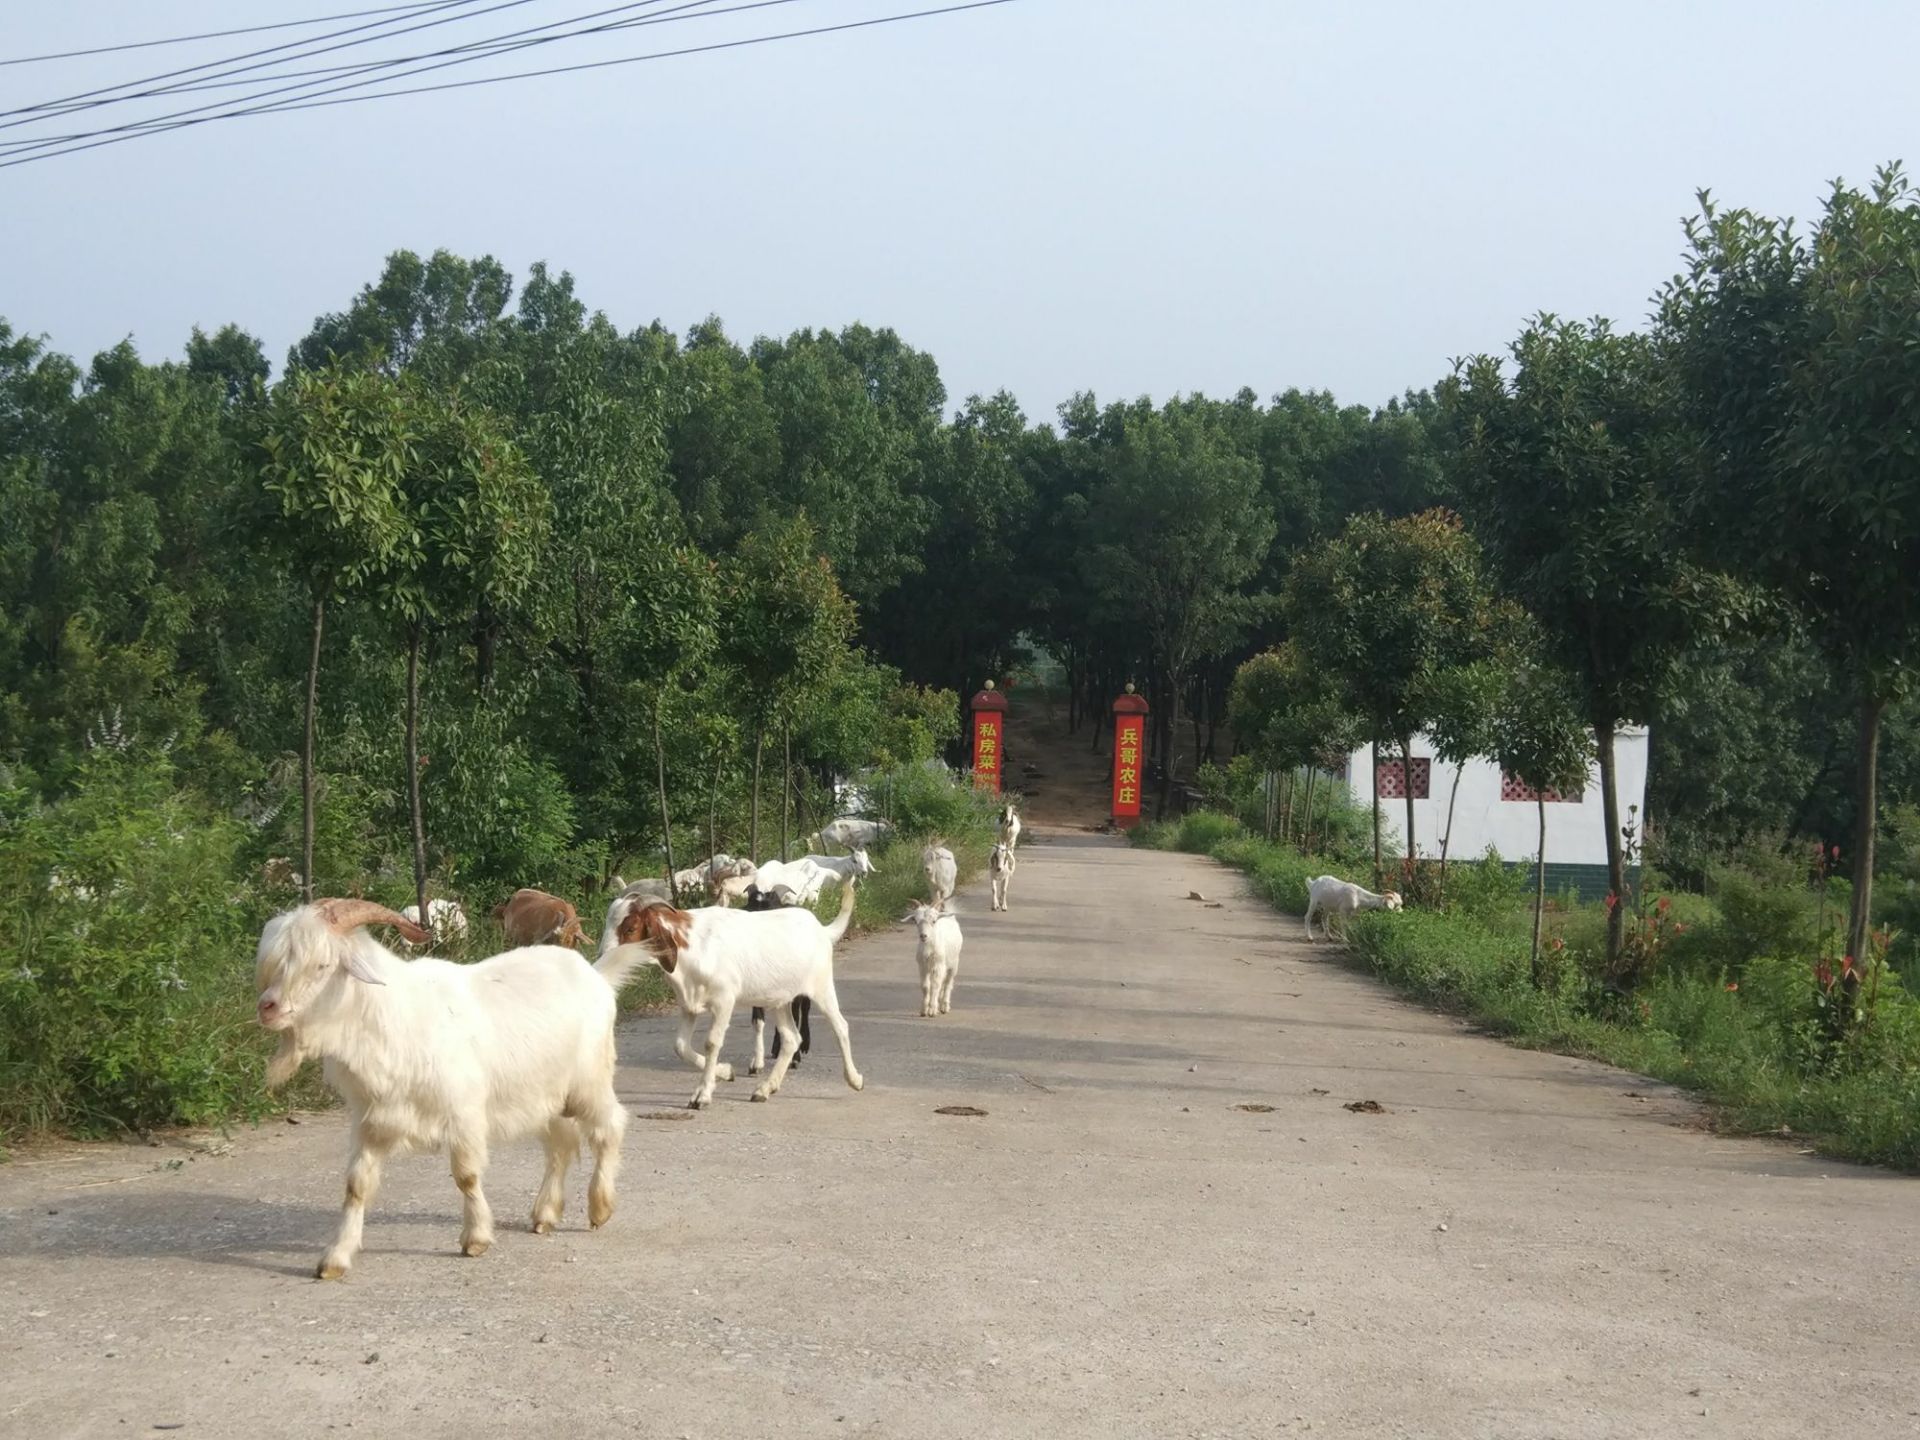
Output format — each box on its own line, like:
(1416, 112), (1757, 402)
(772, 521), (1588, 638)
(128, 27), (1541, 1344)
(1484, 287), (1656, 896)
(1660, 164), (1920, 967)
(1282, 509), (1502, 871)
(1444, 317), (1734, 966)
(257, 365), (415, 900)
(1491, 662), (1594, 983)
(1082, 401), (1275, 811)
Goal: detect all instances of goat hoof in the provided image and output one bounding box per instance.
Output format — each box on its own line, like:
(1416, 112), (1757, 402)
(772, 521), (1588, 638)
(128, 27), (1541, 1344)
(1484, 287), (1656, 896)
(531, 1219), (554, 1236)
(848, 1073), (865, 1092)
(747, 1063), (760, 1076)
(588, 1199), (614, 1229)
(461, 1237), (492, 1258)
(686, 1097), (706, 1111)
(750, 1088), (772, 1103)
(315, 1257), (348, 1281)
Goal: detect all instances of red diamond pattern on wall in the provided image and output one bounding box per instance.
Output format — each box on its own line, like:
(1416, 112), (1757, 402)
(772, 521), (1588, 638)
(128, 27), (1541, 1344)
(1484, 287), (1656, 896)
(1502, 770), (1584, 803)
(1375, 757), (1431, 800)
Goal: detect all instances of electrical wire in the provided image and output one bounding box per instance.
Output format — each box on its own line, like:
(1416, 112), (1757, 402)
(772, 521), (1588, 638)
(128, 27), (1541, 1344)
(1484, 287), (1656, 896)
(0, 0), (715, 154)
(0, 0), (526, 125)
(0, 2), (453, 66)
(0, 0), (1020, 171)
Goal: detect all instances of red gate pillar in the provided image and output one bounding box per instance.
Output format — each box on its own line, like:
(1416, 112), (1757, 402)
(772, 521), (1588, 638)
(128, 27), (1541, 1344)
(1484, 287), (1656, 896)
(970, 680), (1009, 792)
(1111, 683), (1149, 829)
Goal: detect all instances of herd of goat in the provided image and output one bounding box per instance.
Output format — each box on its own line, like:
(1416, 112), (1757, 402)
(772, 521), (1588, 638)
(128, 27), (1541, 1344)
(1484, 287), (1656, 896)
(251, 803), (1025, 1280)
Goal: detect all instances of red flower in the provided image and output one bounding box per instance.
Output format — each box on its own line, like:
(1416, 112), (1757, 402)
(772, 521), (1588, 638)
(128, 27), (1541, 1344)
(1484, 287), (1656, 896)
(1832, 845), (1841, 860)
(1842, 954), (1857, 978)
(1725, 982), (1739, 992)
(1656, 896), (1672, 915)
(1815, 959), (1834, 988)
(1604, 891), (1619, 912)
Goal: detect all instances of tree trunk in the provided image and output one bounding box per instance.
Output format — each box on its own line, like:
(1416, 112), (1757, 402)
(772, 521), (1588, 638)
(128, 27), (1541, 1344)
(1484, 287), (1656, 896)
(1158, 666), (1184, 819)
(1371, 737), (1383, 884)
(1401, 732), (1417, 881)
(750, 727), (765, 862)
(708, 752), (722, 867)
(1848, 694), (1888, 967)
(301, 594), (325, 905)
(1530, 795), (1548, 987)
(1303, 766), (1318, 855)
(781, 721), (792, 861)
(1440, 760), (1466, 878)
(654, 700), (676, 902)
(405, 621), (429, 926)
(1595, 718), (1625, 969)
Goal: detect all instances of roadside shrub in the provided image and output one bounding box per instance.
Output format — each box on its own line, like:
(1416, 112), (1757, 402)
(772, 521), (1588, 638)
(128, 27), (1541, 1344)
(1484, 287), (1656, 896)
(1443, 847), (1530, 927)
(0, 754), (273, 1141)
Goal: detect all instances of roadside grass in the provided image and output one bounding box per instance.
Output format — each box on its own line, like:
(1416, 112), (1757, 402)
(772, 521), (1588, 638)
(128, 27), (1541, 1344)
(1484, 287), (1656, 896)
(1135, 814), (1920, 1172)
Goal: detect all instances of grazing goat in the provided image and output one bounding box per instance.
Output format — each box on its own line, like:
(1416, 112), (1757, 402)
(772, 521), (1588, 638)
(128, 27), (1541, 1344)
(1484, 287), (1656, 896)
(1303, 875), (1403, 943)
(923, 842), (957, 907)
(997, 802), (1022, 851)
(743, 883), (811, 1075)
(988, 841), (1016, 912)
(494, 888), (591, 949)
(603, 883), (863, 1108)
(818, 816), (891, 852)
(671, 854), (755, 896)
(399, 897), (468, 947)
(254, 899), (646, 1279)
(901, 900), (962, 1017)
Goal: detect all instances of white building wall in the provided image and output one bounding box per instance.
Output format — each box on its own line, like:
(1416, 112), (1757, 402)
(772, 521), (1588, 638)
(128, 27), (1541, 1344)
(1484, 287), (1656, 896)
(1343, 727), (1649, 866)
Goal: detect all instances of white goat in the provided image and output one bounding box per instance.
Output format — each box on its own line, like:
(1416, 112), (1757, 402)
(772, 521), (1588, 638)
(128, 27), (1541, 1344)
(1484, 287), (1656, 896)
(1303, 875), (1403, 943)
(923, 843), (957, 907)
(671, 854), (751, 895)
(399, 897), (468, 947)
(997, 802), (1022, 851)
(988, 841), (1016, 912)
(901, 900), (963, 1017)
(748, 850), (868, 907)
(602, 882), (863, 1108)
(254, 899), (647, 1280)
(818, 816), (891, 852)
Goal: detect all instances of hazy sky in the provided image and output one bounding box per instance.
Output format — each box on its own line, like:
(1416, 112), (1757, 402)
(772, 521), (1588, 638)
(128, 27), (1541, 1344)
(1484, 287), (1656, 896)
(4, 1), (1916, 421)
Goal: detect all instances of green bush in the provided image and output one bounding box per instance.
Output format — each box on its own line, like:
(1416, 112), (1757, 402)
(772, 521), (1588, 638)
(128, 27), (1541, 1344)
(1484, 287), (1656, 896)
(0, 754), (276, 1141)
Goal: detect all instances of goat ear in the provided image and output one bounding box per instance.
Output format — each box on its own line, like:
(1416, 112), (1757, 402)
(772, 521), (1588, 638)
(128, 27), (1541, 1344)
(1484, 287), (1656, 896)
(343, 949), (386, 985)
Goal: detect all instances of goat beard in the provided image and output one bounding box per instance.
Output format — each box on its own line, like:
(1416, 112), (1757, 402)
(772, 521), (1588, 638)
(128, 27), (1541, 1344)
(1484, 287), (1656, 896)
(265, 1031), (305, 1090)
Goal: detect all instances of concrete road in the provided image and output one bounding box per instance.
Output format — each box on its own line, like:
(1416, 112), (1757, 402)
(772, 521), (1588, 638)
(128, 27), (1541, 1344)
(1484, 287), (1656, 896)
(3, 832), (1917, 1439)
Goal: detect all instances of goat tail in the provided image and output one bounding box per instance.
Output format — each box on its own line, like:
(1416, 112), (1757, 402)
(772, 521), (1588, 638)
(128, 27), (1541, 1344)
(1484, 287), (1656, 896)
(824, 878), (859, 944)
(592, 944), (653, 995)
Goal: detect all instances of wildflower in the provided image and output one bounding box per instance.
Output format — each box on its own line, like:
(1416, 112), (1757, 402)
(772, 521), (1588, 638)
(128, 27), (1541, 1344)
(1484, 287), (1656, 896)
(1604, 891), (1619, 912)
(1548, 936), (1565, 952)
(1832, 845), (1841, 860)
(1656, 896), (1671, 915)
(1672, 922), (1688, 935)
(1815, 958), (1834, 988)
(12, 966), (36, 982)
(1842, 954), (1857, 978)
(1725, 981), (1739, 992)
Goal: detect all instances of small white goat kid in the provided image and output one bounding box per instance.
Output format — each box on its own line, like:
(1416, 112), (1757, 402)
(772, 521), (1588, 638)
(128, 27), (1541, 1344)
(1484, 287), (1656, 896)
(254, 899), (647, 1280)
(603, 881), (863, 1108)
(988, 841), (1016, 911)
(399, 897), (468, 947)
(923, 842), (957, 907)
(901, 900), (962, 1017)
(1302, 875), (1403, 943)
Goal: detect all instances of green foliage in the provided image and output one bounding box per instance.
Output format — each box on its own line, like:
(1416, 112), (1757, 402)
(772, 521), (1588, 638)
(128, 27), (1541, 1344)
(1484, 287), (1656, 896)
(0, 754), (272, 1140)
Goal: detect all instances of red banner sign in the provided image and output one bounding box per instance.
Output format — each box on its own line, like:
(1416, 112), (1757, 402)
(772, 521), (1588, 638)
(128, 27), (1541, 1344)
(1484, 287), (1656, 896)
(972, 712), (1002, 792)
(1112, 715), (1144, 820)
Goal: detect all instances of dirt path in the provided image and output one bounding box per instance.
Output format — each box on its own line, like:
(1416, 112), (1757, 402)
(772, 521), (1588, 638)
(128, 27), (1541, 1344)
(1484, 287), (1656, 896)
(1000, 683), (1113, 831)
(4, 835), (1918, 1439)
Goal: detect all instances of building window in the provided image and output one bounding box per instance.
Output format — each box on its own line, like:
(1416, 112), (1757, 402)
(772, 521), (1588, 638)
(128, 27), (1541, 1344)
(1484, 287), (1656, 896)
(1375, 756), (1431, 800)
(1501, 770), (1584, 803)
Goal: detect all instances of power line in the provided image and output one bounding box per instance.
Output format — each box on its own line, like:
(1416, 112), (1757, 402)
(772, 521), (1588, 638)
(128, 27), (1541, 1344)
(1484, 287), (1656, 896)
(0, 0), (526, 126)
(3, 0), (1018, 172)
(0, 2), (453, 67)
(0, 0), (718, 155)
(25, 0), (742, 112)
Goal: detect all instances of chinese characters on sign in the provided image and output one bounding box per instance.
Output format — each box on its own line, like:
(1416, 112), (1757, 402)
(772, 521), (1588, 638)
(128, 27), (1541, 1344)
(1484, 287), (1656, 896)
(973, 715), (1001, 791)
(1112, 715), (1144, 819)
